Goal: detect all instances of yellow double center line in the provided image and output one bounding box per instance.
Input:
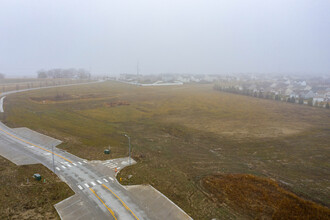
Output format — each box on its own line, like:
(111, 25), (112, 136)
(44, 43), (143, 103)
(102, 184), (140, 220)
(0, 127), (72, 163)
(89, 188), (118, 220)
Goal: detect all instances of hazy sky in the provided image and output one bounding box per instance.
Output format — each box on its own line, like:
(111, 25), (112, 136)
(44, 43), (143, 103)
(0, 0), (329, 77)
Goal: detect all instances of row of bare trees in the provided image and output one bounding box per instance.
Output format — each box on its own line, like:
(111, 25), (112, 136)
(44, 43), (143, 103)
(37, 68), (91, 79)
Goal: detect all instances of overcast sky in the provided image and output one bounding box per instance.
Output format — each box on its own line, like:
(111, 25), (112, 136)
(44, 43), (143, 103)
(0, 0), (329, 77)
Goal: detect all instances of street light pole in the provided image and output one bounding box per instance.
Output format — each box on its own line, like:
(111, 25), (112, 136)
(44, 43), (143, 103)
(52, 143), (55, 174)
(124, 134), (131, 165)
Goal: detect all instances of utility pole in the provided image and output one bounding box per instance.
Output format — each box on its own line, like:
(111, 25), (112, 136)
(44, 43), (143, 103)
(52, 143), (55, 173)
(136, 60), (139, 76)
(124, 134), (131, 165)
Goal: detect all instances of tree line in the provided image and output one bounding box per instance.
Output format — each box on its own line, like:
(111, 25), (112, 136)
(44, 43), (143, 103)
(37, 68), (91, 79)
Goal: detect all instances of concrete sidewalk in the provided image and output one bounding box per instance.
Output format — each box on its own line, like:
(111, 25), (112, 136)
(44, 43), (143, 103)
(125, 185), (193, 220)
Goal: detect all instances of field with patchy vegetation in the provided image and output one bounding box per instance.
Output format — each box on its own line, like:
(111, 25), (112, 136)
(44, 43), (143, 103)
(0, 156), (74, 219)
(2, 81), (330, 219)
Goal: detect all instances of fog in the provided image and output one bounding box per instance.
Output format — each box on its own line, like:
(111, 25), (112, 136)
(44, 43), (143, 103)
(0, 0), (329, 77)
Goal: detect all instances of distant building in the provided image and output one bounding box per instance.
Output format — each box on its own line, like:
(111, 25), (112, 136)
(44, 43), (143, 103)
(313, 95), (324, 105)
(304, 85), (312, 91)
(285, 88), (293, 96)
(305, 90), (316, 99)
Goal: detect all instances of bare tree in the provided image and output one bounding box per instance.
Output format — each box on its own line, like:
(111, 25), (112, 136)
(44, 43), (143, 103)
(37, 70), (47, 78)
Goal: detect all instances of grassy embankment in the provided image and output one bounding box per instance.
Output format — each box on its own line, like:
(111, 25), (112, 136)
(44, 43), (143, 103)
(0, 78), (92, 93)
(0, 155), (74, 219)
(2, 81), (330, 219)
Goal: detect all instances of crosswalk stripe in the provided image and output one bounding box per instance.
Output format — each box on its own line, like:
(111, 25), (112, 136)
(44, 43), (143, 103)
(67, 164), (72, 167)
(61, 165), (66, 169)
(103, 178), (108, 183)
(91, 182), (96, 186)
(97, 180), (102, 184)
(78, 185), (83, 190)
(109, 177), (114, 181)
(56, 167), (60, 171)
(72, 163), (77, 166)
(78, 162), (82, 165)
(84, 183), (89, 188)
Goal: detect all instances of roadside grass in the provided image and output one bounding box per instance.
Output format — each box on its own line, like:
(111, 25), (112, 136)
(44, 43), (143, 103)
(0, 78), (92, 93)
(0, 155), (74, 219)
(2, 81), (330, 219)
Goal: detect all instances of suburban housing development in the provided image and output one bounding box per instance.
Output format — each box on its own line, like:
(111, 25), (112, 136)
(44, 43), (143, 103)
(116, 73), (330, 108)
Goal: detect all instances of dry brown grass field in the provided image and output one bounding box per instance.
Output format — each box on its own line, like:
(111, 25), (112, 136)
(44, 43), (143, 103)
(2, 81), (330, 219)
(0, 156), (74, 219)
(202, 174), (330, 219)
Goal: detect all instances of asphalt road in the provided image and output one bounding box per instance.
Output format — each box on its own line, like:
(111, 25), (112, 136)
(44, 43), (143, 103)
(0, 121), (150, 220)
(0, 96), (4, 112)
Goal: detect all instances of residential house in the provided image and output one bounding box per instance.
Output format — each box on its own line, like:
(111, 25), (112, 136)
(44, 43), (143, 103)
(305, 90), (316, 99)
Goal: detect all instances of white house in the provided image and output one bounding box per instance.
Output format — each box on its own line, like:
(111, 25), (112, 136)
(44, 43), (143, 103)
(313, 95), (324, 105)
(285, 88), (293, 96)
(304, 85), (312, 91)
(305, 90), (315, 99)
